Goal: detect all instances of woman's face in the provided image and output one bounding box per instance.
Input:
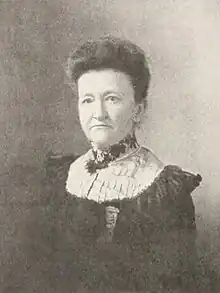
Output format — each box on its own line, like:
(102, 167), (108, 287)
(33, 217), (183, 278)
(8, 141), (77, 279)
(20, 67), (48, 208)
(77, 69), (143, 149)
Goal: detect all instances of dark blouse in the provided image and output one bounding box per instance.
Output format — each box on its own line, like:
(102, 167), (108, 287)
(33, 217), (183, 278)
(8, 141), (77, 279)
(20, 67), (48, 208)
(24, 154), (215, 293)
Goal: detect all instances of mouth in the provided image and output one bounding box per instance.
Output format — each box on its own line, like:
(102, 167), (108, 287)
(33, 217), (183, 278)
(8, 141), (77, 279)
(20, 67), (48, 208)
(90, 125), (111, 129)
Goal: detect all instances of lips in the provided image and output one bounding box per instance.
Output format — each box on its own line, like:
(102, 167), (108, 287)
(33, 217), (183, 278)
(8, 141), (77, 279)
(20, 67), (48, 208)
(90, 124), (111, 129)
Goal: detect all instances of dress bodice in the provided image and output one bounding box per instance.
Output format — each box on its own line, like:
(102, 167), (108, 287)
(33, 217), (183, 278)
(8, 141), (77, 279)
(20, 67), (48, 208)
(25, 149), (208, 293)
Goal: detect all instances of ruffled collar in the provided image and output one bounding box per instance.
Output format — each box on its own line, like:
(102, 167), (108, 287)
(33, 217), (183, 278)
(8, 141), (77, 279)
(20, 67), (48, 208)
(85, 133), (139, 174)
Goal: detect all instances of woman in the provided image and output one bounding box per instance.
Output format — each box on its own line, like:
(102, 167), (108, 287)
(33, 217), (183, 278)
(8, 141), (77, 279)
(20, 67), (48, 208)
(28, 36), (207, 293)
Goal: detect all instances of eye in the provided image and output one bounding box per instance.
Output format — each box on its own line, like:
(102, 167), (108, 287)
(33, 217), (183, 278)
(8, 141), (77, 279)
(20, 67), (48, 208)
(81, 97), (94, 104)
(105, 95), (120, 103)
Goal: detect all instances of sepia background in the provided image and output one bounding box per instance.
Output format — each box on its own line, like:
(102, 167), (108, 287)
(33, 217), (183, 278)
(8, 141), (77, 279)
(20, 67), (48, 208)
(0, 0), (220, 290)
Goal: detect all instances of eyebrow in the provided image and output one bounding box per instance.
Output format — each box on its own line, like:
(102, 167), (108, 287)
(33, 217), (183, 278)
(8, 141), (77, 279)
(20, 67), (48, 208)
(82, 90), (120, 97)
(102, 90), (119, 96)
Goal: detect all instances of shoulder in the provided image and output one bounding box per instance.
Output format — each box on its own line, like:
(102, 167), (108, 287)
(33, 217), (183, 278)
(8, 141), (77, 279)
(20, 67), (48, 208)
(138, 146), (202, 195)
(132, 146), (164, 187)
(65, 150), (92, 194)
(136, 149), (202, 222)
(45, 153), (79, 178)
(66, 150), (91, 174)
(43, 153), (80, 202)
(138, 146), (165, 173)
(154, 165), (202, 196)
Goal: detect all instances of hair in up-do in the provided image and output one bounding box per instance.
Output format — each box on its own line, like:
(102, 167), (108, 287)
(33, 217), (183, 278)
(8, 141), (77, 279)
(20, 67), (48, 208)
(66, 36), (151, 104)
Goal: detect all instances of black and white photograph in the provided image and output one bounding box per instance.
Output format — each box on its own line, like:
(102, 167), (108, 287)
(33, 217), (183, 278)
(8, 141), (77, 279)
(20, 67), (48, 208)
(0, 1), (220, 292)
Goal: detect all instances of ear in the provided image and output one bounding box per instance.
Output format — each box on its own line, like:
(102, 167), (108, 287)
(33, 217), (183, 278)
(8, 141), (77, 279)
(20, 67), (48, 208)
(133, 102), (145, 123)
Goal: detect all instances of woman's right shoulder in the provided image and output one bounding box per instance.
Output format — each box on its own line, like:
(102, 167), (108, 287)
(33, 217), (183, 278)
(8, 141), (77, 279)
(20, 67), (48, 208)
(39, 153), (80, 203)
(45, 153), (79, 177)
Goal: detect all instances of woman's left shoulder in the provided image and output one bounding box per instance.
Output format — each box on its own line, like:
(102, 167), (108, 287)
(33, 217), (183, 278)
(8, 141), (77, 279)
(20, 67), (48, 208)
(155, 164), (202, 195)
(140, 147), (164, 170)
(139, 146), (202, 196)
(136, 146), (164, 180)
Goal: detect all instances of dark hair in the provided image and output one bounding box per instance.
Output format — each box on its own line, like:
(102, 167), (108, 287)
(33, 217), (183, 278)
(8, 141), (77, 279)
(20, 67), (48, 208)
(66, 36), (151, 104)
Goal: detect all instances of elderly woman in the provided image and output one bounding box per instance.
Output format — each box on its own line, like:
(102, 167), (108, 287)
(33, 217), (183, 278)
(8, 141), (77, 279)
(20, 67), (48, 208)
(27, 36), (207, 293)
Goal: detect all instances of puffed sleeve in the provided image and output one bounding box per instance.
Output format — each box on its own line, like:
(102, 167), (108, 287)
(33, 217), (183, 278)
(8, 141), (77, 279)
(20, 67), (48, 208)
(158, 166), (202, 290)
(133, 165), (202, 291)
(159, 165), (201, 230)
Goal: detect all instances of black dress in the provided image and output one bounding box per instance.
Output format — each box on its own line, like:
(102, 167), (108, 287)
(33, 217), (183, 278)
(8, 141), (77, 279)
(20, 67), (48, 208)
(24, 150), (216, 293)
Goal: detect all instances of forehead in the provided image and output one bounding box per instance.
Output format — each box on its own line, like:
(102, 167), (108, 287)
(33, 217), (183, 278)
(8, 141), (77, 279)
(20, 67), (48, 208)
(77, 69), (134, 94)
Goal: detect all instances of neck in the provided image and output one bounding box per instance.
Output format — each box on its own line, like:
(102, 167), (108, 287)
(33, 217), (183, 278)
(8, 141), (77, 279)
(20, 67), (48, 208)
(91, 132), (138, 151)
(86, 132), (139, 174)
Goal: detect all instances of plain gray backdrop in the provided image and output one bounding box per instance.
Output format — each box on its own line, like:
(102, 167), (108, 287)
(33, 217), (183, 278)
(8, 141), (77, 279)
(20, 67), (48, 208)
(1, 0), (220, 289)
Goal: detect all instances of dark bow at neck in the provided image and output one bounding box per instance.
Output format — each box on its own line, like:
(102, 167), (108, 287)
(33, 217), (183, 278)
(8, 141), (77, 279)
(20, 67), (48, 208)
(85, 133), (139, 174)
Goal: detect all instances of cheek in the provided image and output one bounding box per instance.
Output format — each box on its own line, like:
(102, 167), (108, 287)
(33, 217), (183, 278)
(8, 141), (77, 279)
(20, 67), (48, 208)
(110, 105), (134, 127)
(78, 107), (91, 130)
(78, 105), (89, 119)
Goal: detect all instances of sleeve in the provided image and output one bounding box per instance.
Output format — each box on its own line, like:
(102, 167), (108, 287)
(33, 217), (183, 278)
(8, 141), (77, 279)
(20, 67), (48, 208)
(163, 165), (201, 230)
(114, 166), (203, 292)
(157, 165), (202, 290)
(23, 153), (78, 290)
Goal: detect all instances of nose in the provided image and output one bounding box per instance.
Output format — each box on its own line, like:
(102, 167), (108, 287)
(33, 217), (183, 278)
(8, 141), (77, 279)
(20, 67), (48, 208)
(93, 100), (108, 120)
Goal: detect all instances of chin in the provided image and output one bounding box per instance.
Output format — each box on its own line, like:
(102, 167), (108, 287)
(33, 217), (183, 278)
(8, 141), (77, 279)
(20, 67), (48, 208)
(92, 140), (112, 150)
(91, 135), (118, 149)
